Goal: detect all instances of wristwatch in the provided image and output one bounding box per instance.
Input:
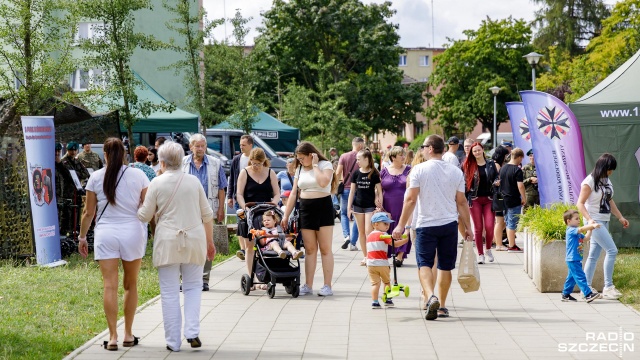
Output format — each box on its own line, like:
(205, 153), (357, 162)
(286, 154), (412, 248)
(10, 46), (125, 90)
(404, 225), (411, 229)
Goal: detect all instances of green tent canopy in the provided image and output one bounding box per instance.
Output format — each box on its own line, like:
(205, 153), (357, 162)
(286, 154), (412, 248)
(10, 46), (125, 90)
(213, 111), (300, 152)
(85, 72), (198, 133)
(569, 49), (640, 247)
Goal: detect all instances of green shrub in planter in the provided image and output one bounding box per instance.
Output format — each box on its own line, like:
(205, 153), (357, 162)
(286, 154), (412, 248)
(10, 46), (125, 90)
(517, 203), (578, 244)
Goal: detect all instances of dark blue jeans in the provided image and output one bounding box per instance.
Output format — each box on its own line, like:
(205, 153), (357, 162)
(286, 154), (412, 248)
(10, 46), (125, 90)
(339, 188), (358, 244)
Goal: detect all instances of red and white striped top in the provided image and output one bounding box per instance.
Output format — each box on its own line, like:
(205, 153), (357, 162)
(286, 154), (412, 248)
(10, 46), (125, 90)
(366, 230), (391, 267)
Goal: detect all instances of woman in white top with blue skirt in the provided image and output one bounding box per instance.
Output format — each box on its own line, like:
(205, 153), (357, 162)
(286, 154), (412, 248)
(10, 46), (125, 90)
(282, 142), (338, 296)
(78, 138), (150, 351)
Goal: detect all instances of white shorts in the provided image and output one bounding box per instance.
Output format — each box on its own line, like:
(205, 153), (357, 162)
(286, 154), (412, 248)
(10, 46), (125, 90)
(94, 221), (147, 261)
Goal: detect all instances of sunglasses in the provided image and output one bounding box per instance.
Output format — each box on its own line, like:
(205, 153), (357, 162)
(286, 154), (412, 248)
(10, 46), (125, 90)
(420, 145), (431, 149)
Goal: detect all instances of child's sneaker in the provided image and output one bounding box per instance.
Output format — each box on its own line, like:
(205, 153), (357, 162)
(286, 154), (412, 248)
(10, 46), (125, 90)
(477, 255), (485, 264)
(561, 294), (577, 302)
(384, 299), (394, 307)
(372, 301), (382, 309)
(236, 250), (245, 260)
(349, 244), (358, 251)
(298, 284), (313, 296)
(486, 249), (494, 262)
(292, 250), (304, 260)
(602, 286), (622, 300)
(277, 250), (287, 259)
(585, 292), (602, 303)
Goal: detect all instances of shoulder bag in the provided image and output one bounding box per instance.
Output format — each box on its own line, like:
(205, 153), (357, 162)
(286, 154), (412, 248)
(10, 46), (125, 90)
(337, 156), (358, 195)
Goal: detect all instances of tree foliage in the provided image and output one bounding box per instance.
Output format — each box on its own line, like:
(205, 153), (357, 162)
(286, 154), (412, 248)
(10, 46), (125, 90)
(162, 0), (222, 133)
(204, 10), (260, 132)
(537, 0), (640, 101)
(281, 55), (369, 152)
(78, 0), (172, 151)
(0, 0), (77, 116)
(532, 0), (610, 56)
(254, 0), (424, 136)
(426, 17), (535, 135)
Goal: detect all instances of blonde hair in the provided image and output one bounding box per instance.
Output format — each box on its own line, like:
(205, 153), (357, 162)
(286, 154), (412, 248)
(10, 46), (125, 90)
(388, 146), (405, 162)
(511, 147), (524, 159)
(249, 147), (270, 168)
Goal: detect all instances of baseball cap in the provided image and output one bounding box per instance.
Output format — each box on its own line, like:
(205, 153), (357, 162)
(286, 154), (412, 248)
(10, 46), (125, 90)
(447, 136), (459, 145)
(527, 149), (534, 156)
(66, 141), (79, 150)
(501, 141), (513, 148)
(371, 212), (394, 224)
(329, 147), (337, 152)
(55, 143), (62, 151)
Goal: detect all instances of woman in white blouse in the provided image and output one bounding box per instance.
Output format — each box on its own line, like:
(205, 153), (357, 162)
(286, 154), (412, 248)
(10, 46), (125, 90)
(282, 142), (338, 297)
(138, 141), (215, 352)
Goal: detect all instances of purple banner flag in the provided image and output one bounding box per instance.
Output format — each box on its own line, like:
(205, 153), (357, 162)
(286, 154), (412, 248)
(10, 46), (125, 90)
(505, 102), (531, 166)
(520, 91), (586, 207)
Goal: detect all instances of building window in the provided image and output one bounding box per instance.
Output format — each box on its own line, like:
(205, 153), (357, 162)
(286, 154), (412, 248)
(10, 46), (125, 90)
(419, 55), (429, 66)
(415, 124), (424, 135)
(70, 69), (105, 91)
(399, 55), (407, 66)
(75, 22), (104, 43)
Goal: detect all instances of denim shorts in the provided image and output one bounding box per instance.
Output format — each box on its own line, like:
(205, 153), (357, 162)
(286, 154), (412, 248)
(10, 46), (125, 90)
(505, 205), (522, 230)
(353, 205), (376, 214)
(414, 221), (458, 271)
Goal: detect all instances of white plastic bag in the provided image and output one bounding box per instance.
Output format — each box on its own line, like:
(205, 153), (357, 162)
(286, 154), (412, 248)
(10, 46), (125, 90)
(458, 240), (481, 292)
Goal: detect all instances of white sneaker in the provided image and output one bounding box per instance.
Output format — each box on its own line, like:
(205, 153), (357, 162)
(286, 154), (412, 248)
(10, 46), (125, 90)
(603, 285), (622, 300)
(477, 255), (485, 264)
(299, 284), (313, 296)
(349, 244), (358, 251)
(318, 285), (333, 296)
(486, 249), (494, 262)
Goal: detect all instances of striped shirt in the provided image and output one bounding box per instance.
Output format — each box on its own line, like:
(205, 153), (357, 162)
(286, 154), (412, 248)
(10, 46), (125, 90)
(366, 230), (392, 267)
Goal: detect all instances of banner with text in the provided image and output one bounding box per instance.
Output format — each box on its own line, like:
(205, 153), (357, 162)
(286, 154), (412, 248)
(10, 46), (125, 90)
(520, 91), (586, 207)
(21, 116), (62, 264)
(506, 102), (532, 166)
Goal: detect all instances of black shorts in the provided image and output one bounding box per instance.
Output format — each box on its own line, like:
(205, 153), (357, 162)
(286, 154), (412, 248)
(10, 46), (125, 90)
(299, 196), (335, 231)
(414, 221), (458, 271)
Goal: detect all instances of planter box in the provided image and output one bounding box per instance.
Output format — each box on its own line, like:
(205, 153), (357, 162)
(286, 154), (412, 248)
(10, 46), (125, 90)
(524, 230), (605, 293)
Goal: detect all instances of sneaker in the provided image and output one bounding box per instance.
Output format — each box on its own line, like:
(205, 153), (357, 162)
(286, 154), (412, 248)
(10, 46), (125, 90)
(372, 301), (382, 309)
(507, 245), (523, 253)
(341, 238), (350, 249)
(425, 295), (440, 321)
(299, 284), (313, 296)
(292, 250), (304, 260)
(603, 286), (622, 300)
(562, 294), (577, 302)
(477, 255), (485, 264)
(585, 292), (602, 303)
(318, 285), (333, 296)
(486, 249), (494, 262)
(349, 244), (358, 251)
(384, 299), (394, 307)
(236, 249), (245, 260)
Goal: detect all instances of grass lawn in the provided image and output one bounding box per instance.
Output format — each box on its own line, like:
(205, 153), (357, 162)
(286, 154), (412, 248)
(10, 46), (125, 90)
(0, 237), (240, 360)
(613, 248), (640, 312)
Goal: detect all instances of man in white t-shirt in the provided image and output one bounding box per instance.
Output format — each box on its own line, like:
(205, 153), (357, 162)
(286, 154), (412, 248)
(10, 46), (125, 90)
(442, 136), (460, 166)
(227, 134), (253, 259)
(392, 135), (472, 321)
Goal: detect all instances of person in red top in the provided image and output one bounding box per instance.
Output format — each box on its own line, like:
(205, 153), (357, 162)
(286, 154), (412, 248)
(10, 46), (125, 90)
(367, 212), (408, 309)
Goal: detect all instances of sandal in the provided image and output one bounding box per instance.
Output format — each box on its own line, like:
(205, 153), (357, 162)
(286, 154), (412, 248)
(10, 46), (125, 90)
(292, 250), (304, 260)
(122, 336), (140, 347)
(437, 307), (450, 318)
(103, 340), (118, 351)
(258, 284), (268, 290)
(495, 246), (508, 251)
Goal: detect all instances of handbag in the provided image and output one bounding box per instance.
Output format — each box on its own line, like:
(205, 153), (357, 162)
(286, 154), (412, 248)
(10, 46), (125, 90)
(337, 157), (358, 196)
(457, 240), (481, 293)
(287, 167), (302, 233)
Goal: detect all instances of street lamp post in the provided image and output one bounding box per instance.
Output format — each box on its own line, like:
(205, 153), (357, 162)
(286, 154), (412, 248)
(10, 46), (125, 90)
(523, 52), (543, 90)
(489, 86), (501, 149)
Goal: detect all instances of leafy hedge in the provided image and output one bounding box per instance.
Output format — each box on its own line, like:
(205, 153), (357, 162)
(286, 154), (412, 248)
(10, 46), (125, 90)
(517, 203), (579, 244)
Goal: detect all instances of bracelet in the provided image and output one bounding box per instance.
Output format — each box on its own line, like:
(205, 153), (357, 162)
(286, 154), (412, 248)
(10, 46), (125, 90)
(404, 225), (411, 229)
(78, 236), (87, 242)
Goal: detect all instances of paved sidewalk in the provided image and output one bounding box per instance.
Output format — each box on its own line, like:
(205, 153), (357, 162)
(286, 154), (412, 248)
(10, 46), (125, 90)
(68, 226), (640, 360)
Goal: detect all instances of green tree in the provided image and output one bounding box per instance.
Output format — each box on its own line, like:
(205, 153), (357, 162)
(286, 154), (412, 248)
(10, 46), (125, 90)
(204, 10), (259, 132)
(281, 55), (369, 151)
(532, 0), (610, 56)
(162, 0), (223, 133)
(537, 0), (640, 101)
(0, 0), (77, 116)
(78, 0), (172, 152)
(426, 17), (535, 135)
(255, 0), (424, 136)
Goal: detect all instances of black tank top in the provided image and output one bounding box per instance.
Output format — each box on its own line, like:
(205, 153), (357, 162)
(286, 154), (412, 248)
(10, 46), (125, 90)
(244, 169), (273, 203)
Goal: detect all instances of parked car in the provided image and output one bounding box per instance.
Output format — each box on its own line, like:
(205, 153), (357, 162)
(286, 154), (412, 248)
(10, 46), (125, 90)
(200, 129), (288, 174)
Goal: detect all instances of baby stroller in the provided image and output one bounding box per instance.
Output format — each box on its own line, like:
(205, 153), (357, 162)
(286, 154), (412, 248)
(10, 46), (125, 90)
(240, 203), (301, 298)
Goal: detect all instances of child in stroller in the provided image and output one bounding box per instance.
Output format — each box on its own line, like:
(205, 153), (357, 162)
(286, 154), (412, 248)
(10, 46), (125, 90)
(258, 210), (304, 260)
(240, 203), (302, 298)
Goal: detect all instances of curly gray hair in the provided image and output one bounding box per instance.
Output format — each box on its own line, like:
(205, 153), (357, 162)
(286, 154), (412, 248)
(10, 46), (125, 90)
(157, 141), (184, 170)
